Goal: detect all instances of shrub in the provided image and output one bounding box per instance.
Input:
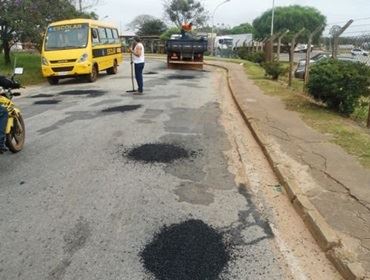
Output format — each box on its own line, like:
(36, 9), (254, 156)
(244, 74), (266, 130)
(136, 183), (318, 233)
(262, 61), (287, 80)
(237, 48), (265, 64)
(307, 59), (370, 115)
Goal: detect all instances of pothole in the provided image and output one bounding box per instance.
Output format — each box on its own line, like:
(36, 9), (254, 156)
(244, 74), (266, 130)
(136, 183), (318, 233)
(30, 94), (54, 98)
(58, 90), (106, 97)
(101, 105), (142, 113)
(125, 143), (195, 164)
(141, 219), (230, 280)
(167, 75), (195, 80)
(33, 100), (61, 105)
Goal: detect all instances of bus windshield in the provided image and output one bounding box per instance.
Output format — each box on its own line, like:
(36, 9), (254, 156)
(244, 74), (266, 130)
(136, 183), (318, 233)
(45, 23), (89, 51)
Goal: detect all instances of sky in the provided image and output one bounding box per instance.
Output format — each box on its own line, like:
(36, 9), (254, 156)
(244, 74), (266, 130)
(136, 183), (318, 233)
(91, 0), (370, 34)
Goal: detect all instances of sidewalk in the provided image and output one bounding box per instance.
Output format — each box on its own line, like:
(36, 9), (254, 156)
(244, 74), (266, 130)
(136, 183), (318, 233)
(208, 61), (370, 280)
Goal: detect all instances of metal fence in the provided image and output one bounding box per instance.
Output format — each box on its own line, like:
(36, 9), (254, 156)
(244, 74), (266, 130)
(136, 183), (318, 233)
(325, 18), (370, 65)
(231, 18), (370, 127)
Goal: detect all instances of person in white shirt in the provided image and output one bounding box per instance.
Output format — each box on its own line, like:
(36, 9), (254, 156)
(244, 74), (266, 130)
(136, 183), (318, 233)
(131, 36), (145, 94)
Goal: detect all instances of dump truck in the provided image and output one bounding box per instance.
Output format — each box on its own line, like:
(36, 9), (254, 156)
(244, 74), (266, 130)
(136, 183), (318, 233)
(165, 23), (208, 69)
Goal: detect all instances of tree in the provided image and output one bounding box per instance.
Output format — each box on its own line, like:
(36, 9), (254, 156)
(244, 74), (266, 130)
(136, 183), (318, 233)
(160, 27), (181, 41)
(70, 0), (101, 12)
(253, 5), (326, 42)
(0, 0), (94, 64)
(163, 0), (209, 28)
(230, 23), (254, 34)
(137, 19), (167, 36)
(127, 15), (156, 31)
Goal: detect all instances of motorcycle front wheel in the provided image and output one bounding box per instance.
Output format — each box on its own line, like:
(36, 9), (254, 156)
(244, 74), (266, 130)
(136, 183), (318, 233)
(6, 113), (25, 153)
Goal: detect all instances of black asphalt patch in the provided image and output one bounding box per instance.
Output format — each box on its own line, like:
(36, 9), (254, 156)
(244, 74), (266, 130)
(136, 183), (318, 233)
(167, 75), (195, 80)
(126, 143), (193, 163)
(141, 219), (230, 280)
(34, 100), (61, 105)
(101, 105), (142, 113)
(58, 90), (106, 97)
(29, 94), (54, 98)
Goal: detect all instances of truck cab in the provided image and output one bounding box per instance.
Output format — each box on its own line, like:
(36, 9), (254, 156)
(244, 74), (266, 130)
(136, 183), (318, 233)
(214, 36), (233, 57)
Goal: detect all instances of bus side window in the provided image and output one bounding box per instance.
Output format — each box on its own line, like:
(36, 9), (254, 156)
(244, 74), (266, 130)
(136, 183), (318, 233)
(98, 28), (108, 44)
(92, 28), (100, 45)
(106, 28), (114, 44)
(113, 29), (119, 44)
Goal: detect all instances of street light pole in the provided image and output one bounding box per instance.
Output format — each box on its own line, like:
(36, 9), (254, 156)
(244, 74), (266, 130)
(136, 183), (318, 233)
(271, 0), (276, 36)
(211, 0), (231, 56)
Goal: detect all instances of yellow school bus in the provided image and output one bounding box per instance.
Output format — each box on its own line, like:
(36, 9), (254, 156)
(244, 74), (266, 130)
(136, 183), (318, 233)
(41, 18), (123, 85)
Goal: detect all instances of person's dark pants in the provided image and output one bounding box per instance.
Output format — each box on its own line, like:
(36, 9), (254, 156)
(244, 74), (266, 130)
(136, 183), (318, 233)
(0, 105), (8, 148)
(134, 63), (145, 92)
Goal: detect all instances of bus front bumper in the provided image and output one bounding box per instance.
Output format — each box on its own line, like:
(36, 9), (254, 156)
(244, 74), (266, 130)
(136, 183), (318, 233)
(42, 62), (92, 78)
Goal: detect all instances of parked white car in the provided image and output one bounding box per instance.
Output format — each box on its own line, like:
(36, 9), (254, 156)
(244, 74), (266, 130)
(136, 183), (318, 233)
(351, 48), (369, 56)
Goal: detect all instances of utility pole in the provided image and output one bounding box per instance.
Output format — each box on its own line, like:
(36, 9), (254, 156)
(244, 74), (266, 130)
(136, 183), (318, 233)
(78, 0), (82, 12)
(304, 25), (324, 87)
(211, 0), (231, 56)
(271, 0), (276, 36)
(332, 20), (353, 59)
(289, 28), (305, 87)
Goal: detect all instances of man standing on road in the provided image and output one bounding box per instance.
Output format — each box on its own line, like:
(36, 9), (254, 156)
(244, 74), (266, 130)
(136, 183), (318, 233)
(131, 36), (145, 94)
(0, 104), (8, 153)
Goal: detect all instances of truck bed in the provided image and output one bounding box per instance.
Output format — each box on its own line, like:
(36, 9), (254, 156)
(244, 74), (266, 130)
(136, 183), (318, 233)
(166, 38), (208, 68)
(166, 39), (208, 56)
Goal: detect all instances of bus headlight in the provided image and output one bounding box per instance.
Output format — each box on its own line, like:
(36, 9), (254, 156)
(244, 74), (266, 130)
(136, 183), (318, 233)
(42, 57), (49, 66)
(78, 53), (89, 63)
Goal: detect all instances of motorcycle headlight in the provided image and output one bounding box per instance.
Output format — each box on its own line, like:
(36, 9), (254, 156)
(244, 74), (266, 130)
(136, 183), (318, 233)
(42, 57), (49, 66)
(78, 53), (89, 63)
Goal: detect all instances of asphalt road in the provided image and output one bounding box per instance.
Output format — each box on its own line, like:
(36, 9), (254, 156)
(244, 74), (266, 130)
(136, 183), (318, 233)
(0, 60), (336, 280)
(279, 50), (370, 65)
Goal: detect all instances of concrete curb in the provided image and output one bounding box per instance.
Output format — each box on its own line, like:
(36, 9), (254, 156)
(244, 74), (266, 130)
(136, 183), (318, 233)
(205, 61), (366, 280)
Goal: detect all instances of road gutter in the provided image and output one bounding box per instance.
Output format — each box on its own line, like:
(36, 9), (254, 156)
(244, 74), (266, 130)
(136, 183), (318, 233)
(205, 61), (366, 280)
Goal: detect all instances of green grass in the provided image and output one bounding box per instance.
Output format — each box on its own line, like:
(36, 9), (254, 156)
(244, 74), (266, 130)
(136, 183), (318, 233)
(242, 60), (370, 169)
(0, 52), (44, 85)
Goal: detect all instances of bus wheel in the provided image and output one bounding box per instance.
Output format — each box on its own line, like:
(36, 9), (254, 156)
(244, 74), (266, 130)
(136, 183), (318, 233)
(107, 60), (118, 75)
(87, 65), (98, 82)
(47, 77), (59, 85)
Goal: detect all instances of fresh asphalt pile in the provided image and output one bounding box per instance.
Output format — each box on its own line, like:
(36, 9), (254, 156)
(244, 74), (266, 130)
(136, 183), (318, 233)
(58, 89), (106, 97)
(101, 105), (142, 113)
(167, 75), (195, 80)
(29, 94), (54, 98)
(33, 100), (61, 105)
(141, 219), (230, 280)
(126, 143), (191, 164)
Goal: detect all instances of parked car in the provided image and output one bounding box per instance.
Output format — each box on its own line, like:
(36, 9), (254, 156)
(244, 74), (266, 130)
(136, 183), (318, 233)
(294, 53), (360, 79)
(294, 44), (308, 53)
(351, 48), (369, 56)
(294, 52), (330, 79)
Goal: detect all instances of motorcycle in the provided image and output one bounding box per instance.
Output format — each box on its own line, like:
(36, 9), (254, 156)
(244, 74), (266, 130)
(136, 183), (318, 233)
(0, 67), (25, 153)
